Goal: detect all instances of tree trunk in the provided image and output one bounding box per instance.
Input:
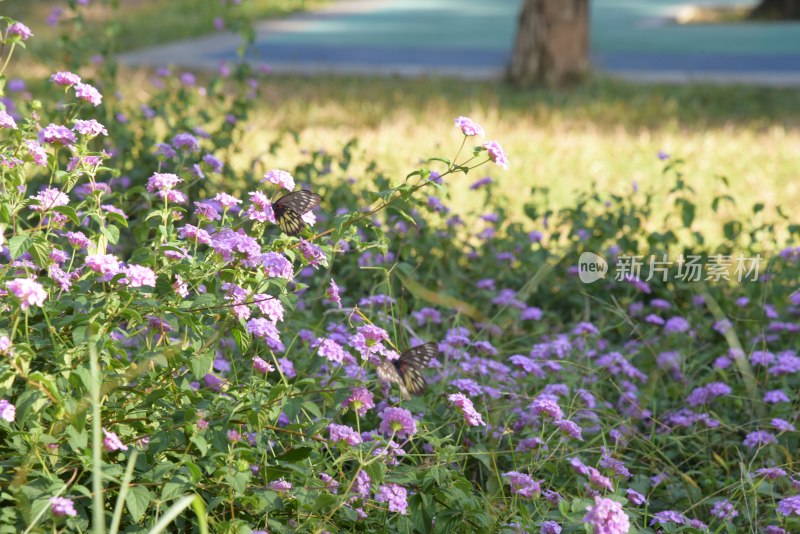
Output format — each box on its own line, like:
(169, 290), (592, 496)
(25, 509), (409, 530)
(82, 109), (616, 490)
(508, 0), (590, 88)
(750, 0), (800, 19)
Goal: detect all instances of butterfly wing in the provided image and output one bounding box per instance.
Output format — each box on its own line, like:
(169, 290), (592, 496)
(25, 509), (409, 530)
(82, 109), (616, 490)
(273, 190), (322, 236)
(275, 190), (321, 216)
(396, 342), (438, 397)
(274, 204), (305, 236)
(398, 342), (438, 369)
(396, 360), (427, 397)
(376, 343), (438, 399)
(376, 361), (402, 386)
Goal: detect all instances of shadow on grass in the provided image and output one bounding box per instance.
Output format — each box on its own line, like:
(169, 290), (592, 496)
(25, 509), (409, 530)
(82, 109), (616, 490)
(258, 74), (800, 133)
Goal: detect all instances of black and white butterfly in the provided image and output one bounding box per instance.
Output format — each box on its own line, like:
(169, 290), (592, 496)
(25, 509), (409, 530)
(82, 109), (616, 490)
(273, 190), (321, 236)
(376, 342), (438, 400)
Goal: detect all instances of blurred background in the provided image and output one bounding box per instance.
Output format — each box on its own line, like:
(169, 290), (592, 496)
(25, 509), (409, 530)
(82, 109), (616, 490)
(4, 0), (800, 232)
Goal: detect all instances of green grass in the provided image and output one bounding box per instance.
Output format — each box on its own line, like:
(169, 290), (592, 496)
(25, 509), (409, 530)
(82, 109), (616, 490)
(4, 0), (799, 237)
(2, 0), (327, 51)
(238, 74), (800, 234)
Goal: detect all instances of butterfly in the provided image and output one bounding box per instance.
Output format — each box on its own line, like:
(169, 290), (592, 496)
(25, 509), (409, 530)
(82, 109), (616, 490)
(273, 190), (322, 236)
(376, 342), (438, 400)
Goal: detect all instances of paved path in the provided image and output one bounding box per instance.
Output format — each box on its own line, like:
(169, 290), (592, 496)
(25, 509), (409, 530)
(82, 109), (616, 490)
(119, 0), (800, 85)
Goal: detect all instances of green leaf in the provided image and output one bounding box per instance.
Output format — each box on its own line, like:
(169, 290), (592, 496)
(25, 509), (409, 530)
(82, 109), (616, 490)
(430, 180), (448, 196)
(364, 462), (386, 484)
(278, 292), (298, 312)
(28, 237), (52, 268)
(227, 471), (250, 494)
(679, 199), (695, 228)
(389, 207), (417, 226)
(126, 486), (151, 522)
(231, 327), (251, 354)
(469, 445), (492, 469)
(27, 372), (61, 402)
(102, 224), (120, 245)
(106, 211), (129, 228)
(189, 351), (215, 380)
(72, 367), (92, 392)
(66, 425), (88, 450)
(161, 479), (189, 501)
(275, 446), (312, 463)
(472, 512), (492, 528)
(312, 493), (337, 512)
(185, 462), (203, 483)
(190, 435), (208, 456)
(52, 206), (81, 226)
(7, 234), (31, 259)
(723, 221), (742, 241)
(301, 401), (322, 419)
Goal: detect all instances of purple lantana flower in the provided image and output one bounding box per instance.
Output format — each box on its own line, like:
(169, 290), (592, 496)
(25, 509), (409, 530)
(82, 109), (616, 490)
(448, 393), (485, 426)
(454, 116), (485, 137)
(379, 407), (417, 439)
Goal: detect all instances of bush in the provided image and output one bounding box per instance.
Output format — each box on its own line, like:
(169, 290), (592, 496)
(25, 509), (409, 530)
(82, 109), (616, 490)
(1, 6), (799, 534)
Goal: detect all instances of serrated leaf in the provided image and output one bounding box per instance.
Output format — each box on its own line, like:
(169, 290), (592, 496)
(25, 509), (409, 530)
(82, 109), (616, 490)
(7, 234), (31, 259)
(101, 224), (120, 245)
(227, 471), (250, 494)
(66, 426), (88, 450)
(189, 351), (214, 380)
(160, 479), (189, 501)
(278, 292), (298, 312)
(231, 328), (251, 354)
(126, 485), (151, 522)
(29, 237), (51, 268)
(363, 461), (386, 484)
(72, 367), (92, 392)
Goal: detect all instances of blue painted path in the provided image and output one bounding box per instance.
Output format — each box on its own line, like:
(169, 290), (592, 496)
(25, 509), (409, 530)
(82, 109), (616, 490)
(120, 0), (800, 84)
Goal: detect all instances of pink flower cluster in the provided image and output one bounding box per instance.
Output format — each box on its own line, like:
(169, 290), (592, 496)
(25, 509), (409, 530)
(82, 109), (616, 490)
(584, 496), (630, 534)
(378, 407), (417, 439)
(7, 278), (47, 310)
(102, 428), (128, 452)
(344, 387), (375, 416)
(262, 169), (295, 191)
(503, 471), (542, 498)
(48, 71), (102, 105)
(375, 483), (408, 515)
(49, 496), (77, 517)
(448, 393), (485, 426)
(328, 423), (362, 445)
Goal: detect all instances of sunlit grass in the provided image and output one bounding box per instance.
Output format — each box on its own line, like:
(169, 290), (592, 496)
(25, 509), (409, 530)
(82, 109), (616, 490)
(232, 74), (800, 236)
(5, 0), (799, 240)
